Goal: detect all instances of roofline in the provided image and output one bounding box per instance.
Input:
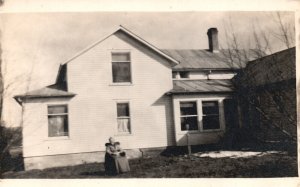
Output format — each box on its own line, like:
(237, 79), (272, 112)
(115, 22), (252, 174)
(61, 25), (180, 66)
(61, 31), (115, 65)
(14, 94), (76, 104)
(14, 94), (76, 99)
(247, 46), (295, 64)
(118, 25), (179, 65)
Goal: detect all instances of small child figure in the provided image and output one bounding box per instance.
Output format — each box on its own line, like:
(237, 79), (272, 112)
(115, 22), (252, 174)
(114, 142), (126, 157)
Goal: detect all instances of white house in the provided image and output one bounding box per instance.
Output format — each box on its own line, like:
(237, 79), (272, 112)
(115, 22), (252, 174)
(14, 26), (258, 170)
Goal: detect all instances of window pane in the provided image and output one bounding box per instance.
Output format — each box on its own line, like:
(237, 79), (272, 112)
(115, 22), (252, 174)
(117, 118), (130, 133)
(117, 103), (130, 117)
(48, 105), (68, 114)
(112, 62), (131, 82)
(179, 71), (189, 78)
(180, 102), (197, 116)
(202, 101), (219, 115)
(172, 72), (177, 78)
(112, 53), (130, 61)
(203, 115), (220, 130)
(181, 116), (198, 131)
(48, 115), (69, 137)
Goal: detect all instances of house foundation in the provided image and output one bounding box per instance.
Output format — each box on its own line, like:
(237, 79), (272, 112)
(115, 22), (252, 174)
(24, 149), (143, 170)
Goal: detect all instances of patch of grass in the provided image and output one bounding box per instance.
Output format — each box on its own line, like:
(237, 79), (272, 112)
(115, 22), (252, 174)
(2, 140), (297, 178)
(2, 151), (297, 178)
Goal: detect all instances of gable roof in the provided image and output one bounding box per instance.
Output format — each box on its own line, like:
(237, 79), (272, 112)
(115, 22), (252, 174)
(62, 25), (180, 66)
(163, 49), (264, 70)
(167, 79), (234, 94)
(14, 84), (76, 104)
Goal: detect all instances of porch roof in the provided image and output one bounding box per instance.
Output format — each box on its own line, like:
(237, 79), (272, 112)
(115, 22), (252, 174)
(14, 84), (76, 103)
(167, 79), (234, 94)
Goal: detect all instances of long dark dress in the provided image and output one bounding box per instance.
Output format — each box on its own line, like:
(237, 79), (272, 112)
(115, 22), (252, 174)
(104, 142), (130, 175)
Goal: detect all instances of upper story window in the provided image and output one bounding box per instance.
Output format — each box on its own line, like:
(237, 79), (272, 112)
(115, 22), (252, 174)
(172, 72), (177, 79)
(172, 71), (190, 79)
(179, 71), (189, 79)
(48, 105), (69, 137)
(112, 52), (131, 83)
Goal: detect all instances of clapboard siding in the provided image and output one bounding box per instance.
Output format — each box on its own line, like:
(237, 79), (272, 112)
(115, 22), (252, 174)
(22, 98), (76, 157)
(52, 33), (173, 157)
(22, 32), (175, 158)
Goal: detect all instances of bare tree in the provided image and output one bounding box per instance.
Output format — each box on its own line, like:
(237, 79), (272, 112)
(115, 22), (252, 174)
(0, 26), (38, 176)
(0, 30), (6, 177)
(0, 34), (3, 121)
(0, 30), (18, 177)
(221, 12), (296, 145)
(271, 12), (295, 49)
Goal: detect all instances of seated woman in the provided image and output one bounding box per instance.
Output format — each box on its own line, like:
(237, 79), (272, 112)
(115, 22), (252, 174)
(104, 137), (130, 175)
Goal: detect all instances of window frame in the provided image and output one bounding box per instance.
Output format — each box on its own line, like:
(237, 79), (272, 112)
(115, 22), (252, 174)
(179, 100), (200, 132)
(47, 104), (70, 139)
(176, 98), (225, 134)
(116, 101), (132, 135)
(111, 52), (132, 85)
(201, 100), (221, 132)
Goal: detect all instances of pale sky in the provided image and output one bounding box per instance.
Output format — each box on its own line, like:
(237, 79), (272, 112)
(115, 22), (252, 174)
(0, 12), (295, 127)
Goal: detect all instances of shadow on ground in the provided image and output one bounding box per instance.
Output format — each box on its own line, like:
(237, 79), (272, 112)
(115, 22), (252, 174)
(80, 171), (106, 177)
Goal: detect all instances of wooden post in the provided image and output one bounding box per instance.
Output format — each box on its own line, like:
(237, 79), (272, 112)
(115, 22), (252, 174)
(185, 124), (191, 155)
(187, 134), (191, 155)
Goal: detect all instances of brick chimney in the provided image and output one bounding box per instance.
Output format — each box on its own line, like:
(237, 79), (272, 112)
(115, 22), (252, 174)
(207, 28), (219, 53)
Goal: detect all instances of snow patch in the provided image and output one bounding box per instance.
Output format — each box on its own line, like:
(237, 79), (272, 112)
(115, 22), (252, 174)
(193, 151), (282, 158)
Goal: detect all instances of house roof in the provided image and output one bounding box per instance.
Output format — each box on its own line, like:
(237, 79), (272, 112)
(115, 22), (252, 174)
(14, 84), (76, 102)
(162, 49), (263, 70)
(62, 25), (180, 66)
(167, 79), (234, 94)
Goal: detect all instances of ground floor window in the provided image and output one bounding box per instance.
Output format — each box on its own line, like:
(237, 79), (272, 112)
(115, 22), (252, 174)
(202, 101), (220, 130)
(48, 105), (69, 137)
(180, 101), (198, 131)
(176, 99), (224, 133)
(117, 102), (131, 133)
